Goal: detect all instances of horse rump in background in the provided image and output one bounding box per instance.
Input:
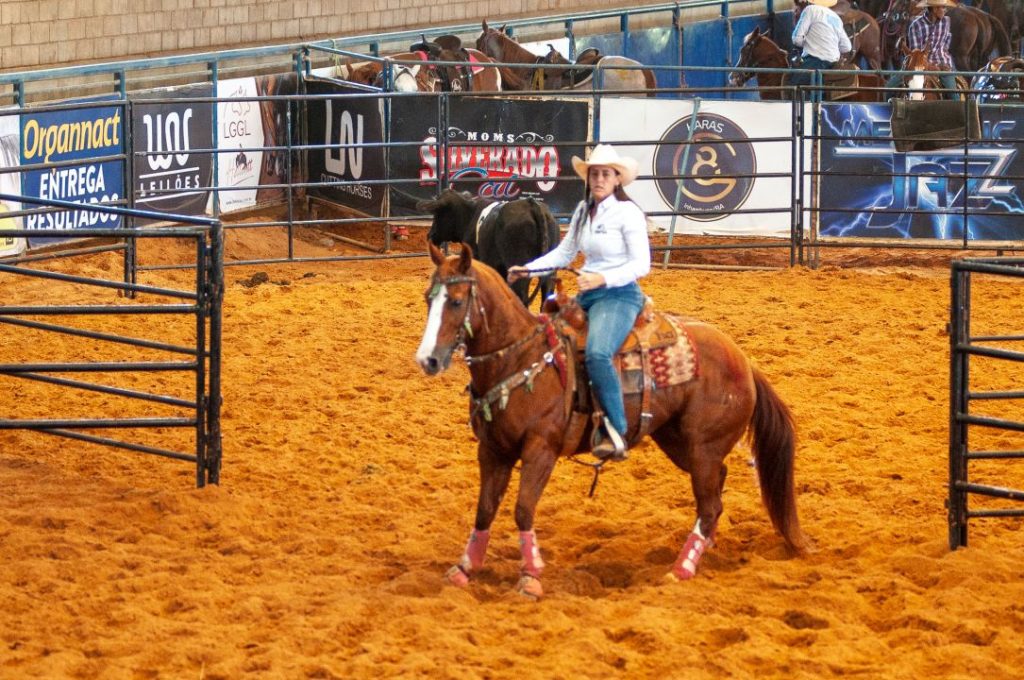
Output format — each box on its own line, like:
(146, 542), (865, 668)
(416, 189), (560, 307)
(414, 244), (806, 599)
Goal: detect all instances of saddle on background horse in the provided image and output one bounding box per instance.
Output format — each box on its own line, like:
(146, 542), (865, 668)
(542, 287), (698, 457)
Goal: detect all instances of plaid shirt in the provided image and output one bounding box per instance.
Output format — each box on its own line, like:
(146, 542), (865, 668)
(906, 13), (954, 70)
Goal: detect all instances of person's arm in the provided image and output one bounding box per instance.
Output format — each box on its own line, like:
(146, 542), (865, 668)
(837, 18), (852, 55)
(599, 203), (651, 288)
(792, 10), (811, 48)
(906, 17), (925, 51)
(509, 201), (584, 281)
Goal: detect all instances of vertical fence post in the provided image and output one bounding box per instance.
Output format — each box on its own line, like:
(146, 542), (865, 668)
(948, 263), (970, 548)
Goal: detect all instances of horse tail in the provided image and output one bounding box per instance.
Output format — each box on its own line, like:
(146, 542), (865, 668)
(993, 14), (1012, 58)
(527, 198), (560, 303)
(749, 367), (807, 552)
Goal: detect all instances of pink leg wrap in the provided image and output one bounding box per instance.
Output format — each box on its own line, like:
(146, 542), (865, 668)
(518, 530), (545, 578)
(458, 529), (491, 573)
(671, 530), (710, 581)
(447, 529), (490, 588)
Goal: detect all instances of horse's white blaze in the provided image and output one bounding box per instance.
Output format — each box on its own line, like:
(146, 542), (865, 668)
(909, 73), (925, 100)
(415, 285), (448, 364)
(394, 65), (421, 92)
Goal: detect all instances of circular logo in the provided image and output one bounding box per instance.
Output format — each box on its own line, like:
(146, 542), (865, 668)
(654, 113), (756, 222)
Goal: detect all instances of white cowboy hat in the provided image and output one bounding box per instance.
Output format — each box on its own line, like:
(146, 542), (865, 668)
(916, 0), (956, 7)
(806, 0), (839, 7)
(571, 144), (639, 186)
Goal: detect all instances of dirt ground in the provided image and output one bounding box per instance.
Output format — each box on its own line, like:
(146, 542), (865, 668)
(1, 224), (1024, 679)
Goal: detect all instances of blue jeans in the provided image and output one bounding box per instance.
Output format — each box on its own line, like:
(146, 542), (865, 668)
(790, 55), (833, 101)
(885, 72), (961, 101)
(579, 282), (645, 437)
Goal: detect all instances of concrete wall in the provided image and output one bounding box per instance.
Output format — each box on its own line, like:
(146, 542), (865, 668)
(0, 0), (661, 73)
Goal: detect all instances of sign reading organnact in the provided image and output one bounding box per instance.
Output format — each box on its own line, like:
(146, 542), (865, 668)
(20, 97), (125, 247)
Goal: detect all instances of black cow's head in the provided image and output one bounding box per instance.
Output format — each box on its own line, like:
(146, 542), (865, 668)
(416, 189), (480, 245)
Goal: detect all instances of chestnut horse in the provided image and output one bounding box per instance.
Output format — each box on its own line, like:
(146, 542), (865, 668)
(415, 243), (805, 599)
(891, 48), (969, 100)
(475, 21), (656, 94)
(730, 28), (886, 102)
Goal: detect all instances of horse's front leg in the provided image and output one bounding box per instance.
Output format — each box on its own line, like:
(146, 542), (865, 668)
(446, 444), (513, 587)
(511, 440), (558, 600)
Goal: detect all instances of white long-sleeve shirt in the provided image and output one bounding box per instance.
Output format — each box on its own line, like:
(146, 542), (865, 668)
(792, 5), (851, 64)
(526, 194), (650, 289)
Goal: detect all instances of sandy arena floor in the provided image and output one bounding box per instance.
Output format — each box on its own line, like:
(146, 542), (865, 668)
(1, 228), (1023, 679)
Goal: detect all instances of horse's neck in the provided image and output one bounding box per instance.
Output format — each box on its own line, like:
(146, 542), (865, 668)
(465, 273), (540, 375)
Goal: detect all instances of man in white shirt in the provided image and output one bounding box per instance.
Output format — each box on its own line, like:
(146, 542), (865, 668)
(790, 0), (852, 98)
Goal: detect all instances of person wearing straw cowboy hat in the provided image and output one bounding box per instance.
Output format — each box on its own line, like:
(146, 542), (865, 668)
(790, 0), (853, 99)
(508, 144), (650, 462)
(884, 0), (960, 100)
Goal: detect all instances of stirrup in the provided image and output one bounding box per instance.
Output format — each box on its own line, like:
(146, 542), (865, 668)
(591, 417), (628, 461)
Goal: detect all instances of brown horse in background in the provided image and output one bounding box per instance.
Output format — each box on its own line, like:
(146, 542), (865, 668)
(730, 28), (886, 101)
(880, 1), (1011, 71)
(415, 243), (805, 599)
(475, 21), (656, 94)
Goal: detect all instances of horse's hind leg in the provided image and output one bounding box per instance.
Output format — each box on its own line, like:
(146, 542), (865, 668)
(446, 444), (514, 587)
(652, 426), (734, 580)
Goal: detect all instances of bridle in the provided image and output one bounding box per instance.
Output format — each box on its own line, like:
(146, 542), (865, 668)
(428, 273), (482, 354)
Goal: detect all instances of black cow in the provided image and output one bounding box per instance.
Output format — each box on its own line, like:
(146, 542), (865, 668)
(416, 189), (560, 308)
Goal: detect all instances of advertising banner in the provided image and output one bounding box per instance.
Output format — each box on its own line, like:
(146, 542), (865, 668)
(130, 84), (214, 222)
(389, 96), (590, 217)
(304, 78), (386, 217)
(601, 98), (803, 236)
(0, 109), (25, 256)
(254, 72), (300, 206)
(216, 77), (262, 213)
(20, 97), (124, 247)
(818, 102), (1024, 240)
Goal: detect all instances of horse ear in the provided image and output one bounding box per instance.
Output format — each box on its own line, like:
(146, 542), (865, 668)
(482, 20), (489, 32)
(428, 240), (445, 265)
(457, 243), (473, 272)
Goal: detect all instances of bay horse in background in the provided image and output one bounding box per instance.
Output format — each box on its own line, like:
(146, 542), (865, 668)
(880, 1), (1011, 72)
(415, 243), (806, 598)
(475, 21), (656, 95)
(794, 0), (883, 70)
(730, 28), (886, 101)
(415, 189), (560, 308)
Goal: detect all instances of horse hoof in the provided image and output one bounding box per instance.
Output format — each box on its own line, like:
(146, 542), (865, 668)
(515, 575), (543, 600)
(668, 565), (697, 581)
(445, 565), (470, 588)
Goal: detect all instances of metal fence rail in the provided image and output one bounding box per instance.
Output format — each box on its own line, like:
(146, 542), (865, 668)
(948, 257), (1024, 548)
(0, 205), (223, 487)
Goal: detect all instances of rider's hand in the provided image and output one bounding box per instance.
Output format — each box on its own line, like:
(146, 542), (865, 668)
(577, 272), (606, 292)
(507, 266), (529, 283)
